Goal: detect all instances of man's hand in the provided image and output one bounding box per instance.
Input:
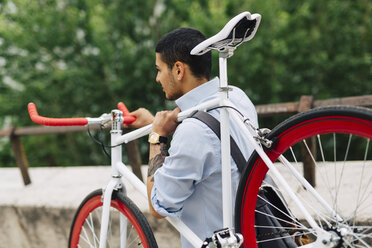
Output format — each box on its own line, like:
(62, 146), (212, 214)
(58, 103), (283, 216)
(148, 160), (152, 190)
(125, 108), (154, 129)
(152, 107), (181, 136)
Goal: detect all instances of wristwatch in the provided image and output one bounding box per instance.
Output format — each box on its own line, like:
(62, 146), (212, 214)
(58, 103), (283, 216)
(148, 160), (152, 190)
(148, 132), (168, 145)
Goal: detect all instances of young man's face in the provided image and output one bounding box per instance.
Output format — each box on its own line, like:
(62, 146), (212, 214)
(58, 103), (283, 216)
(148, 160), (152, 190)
(155, 53), (183, 100)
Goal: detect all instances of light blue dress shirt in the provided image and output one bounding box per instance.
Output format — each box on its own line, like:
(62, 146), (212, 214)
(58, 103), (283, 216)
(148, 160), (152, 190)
(151, 77), (258, 247)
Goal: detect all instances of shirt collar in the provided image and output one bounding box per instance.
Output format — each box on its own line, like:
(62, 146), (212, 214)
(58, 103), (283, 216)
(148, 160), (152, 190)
(175, 77), (219, 111)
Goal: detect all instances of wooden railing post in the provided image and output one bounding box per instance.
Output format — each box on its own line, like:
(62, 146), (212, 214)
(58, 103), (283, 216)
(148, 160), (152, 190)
(298, 96), (316, 187)
(10, 127), (31, 185)
(125, 140), (143, 182)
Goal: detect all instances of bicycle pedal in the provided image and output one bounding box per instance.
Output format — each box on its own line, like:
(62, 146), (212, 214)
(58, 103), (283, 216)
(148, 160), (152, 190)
(202, 228), (243, 248)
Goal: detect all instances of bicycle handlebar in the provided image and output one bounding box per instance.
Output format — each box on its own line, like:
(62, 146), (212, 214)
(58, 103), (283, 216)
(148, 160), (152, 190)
(28, 103), (88, 126)
(28, 102), (136, 126)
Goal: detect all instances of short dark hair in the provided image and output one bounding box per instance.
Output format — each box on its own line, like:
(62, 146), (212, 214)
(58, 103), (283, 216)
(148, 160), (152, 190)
(155, 27), (212, 80)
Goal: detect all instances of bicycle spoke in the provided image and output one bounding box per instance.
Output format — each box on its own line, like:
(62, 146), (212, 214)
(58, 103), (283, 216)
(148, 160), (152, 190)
(301, 139), (340, 224)
(81, 226), (95, 248)
(129, 226), (142, 247)
(350, 197), (372, 223)
(353, 139), (371, 227)
(356, 231), (372, 239)
(257, 194), (304, 228)
(297, 192), (338, 230)
(356, 174), (372, 210)
(304, 138), (337, 209)
(89, 212), (98, 248)
(332, 133), (339, 216)
(334, 134), (351, 207)
(254, 225), (308, 231)
(350, 232), (371, 248)
(255, 209), (306, 229)
(316, 135), (336, 206)
(316, 214), (324, 230)
(85, 212), (100, 246)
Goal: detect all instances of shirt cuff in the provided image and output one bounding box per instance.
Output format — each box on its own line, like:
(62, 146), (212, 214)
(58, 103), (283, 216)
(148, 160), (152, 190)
(151, 186), (183, 218)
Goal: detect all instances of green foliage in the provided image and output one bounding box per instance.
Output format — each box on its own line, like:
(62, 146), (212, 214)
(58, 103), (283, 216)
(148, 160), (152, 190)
(1, 0), (371, 167)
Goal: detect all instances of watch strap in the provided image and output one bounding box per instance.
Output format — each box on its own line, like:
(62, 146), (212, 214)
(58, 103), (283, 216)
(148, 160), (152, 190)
(159, 136), (168, 144)
(149, 131), (168, 145)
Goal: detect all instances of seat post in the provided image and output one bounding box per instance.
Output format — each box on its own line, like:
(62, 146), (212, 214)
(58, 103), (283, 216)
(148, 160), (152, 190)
(218, 49), (234, 90)
(218, 48), (235, 229)
(219, 55), (228, 89)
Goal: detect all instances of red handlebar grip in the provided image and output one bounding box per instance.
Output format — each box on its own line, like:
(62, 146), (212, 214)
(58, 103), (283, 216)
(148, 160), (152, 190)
(28, 103), (88, 126)
(117, 102), (130, 116)
(117, 102), (136, 124)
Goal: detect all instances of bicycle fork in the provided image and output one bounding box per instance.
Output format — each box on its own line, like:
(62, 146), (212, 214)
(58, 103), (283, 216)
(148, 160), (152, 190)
(99, 177), (123, 248)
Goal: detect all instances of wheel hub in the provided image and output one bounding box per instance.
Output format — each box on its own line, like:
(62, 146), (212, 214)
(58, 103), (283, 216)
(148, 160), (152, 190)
(324, 225), (358, 248)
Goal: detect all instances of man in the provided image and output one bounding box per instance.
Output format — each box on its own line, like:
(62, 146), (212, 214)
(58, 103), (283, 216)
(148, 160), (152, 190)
(128, 27), (258, 247)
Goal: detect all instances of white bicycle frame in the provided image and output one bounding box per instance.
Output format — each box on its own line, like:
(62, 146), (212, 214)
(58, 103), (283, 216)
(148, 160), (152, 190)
(96, 48), (337, 248)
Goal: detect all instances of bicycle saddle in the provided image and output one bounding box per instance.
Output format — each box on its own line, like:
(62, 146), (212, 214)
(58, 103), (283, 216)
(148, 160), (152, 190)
(191, 12), (261, 56)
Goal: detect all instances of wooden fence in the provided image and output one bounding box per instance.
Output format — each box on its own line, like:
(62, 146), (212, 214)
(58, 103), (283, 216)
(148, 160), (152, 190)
(1, 95), (372, 186)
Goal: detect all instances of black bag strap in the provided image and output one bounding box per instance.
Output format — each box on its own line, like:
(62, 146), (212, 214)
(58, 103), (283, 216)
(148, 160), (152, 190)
(190, 111), (246, 173)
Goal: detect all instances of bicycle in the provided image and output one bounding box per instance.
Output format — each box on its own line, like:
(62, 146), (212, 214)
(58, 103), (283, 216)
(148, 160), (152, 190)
(27, 11), (372, 248)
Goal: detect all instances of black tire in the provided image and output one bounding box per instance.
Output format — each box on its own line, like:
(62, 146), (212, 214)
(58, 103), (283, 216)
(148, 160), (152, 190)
(235, 106), (372, 247)
(69, 188), (158, 248)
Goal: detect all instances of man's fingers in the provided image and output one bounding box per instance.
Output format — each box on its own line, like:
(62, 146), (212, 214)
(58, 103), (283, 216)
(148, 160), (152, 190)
(172, 107), (181, 115)
(129, 108), (144, 116)
(172, 108), (181, 121)
(125, 108), (155, 128)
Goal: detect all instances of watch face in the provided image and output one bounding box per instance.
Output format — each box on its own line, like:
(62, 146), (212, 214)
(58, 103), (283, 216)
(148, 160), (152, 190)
(149, 132), (160, 143)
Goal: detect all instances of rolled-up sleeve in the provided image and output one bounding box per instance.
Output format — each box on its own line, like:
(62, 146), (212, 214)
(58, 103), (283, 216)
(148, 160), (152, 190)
(150, 119), (216, 217)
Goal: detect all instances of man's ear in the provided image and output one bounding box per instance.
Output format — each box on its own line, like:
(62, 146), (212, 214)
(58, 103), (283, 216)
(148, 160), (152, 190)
(173, 61), (185, 80)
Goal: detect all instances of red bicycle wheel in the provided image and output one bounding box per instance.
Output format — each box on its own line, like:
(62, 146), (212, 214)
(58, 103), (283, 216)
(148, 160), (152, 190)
(69, 189), (157, 248)
(235, 106), (372, 247)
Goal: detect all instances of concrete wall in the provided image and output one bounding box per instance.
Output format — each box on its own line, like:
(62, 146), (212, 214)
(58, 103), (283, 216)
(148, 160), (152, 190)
(0, 205), (180, 248)
(0, 205), (73, 248)
(0, 166), (180, 248)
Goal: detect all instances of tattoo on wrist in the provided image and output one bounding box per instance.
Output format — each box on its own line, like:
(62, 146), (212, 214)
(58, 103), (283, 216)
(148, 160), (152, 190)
(148, 143), (167, 182)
